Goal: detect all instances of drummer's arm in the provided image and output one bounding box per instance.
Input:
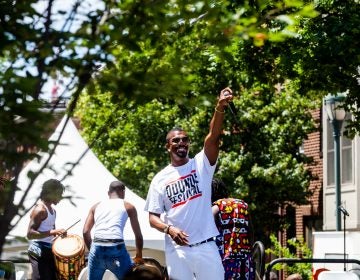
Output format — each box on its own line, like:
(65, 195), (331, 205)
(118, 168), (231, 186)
(125, 201), (143, 260)
(83, 204), (97, 250)
(27, 204), (61, 239)
(27, 205), (46, 239)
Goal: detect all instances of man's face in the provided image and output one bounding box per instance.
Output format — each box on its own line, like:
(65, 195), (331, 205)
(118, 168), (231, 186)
(48, 189), (63, 205)
(166, 131), (190, 160)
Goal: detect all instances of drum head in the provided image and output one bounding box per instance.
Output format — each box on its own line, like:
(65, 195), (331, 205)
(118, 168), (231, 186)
(52, 234), (84, 257)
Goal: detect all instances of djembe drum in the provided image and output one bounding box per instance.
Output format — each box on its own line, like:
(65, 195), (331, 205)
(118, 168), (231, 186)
(52, 234), (85, 280)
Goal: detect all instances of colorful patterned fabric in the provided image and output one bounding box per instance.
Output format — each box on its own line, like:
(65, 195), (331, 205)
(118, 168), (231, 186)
(214, 198), (255, 280)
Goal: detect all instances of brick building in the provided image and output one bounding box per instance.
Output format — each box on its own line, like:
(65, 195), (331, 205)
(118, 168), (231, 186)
(295, 103), (360, 258)
(295, 108), (323, 247)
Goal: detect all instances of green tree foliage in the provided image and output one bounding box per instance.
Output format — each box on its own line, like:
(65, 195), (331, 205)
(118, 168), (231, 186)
(76, 79), (318, 243)
(0, 0), (108, 256)
(293, 0), (360, 136)
(3, 0), (359, 258)
(76, 0), (322, 243)
(75, 91), (186, 195)
(266, 233), (312, 279)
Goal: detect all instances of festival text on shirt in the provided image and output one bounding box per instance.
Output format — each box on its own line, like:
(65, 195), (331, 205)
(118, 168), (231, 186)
(165, 170), (202, 208)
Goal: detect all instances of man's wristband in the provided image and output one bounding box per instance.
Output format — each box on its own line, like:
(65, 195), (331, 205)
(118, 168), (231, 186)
(163, 225), (171, 234)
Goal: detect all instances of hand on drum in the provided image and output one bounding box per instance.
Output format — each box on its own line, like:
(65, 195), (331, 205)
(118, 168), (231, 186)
(51, 228), (66, 238)
(168, 226), (189, 246)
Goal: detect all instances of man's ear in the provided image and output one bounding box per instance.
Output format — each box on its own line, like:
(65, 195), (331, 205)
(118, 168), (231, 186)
(165, 142), (170, 151)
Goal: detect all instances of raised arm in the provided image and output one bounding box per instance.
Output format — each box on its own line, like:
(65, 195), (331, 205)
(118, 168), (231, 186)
(204, 87), (233, 165)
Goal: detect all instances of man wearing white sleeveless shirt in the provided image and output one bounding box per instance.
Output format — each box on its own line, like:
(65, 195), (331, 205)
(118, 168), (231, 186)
(83, 180), (143, 280)
(27, 179), (66, 280)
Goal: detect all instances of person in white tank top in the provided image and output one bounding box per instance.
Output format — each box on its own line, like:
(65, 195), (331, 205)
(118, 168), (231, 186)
(83, 180), (143, 280)
(27, 179), (66, 280)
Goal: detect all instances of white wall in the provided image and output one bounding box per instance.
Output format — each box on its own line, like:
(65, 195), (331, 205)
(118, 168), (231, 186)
(313, 232), (360, 272)
(322, 105), (360, 230)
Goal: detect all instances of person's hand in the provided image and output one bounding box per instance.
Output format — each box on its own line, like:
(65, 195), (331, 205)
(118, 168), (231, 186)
(51, 228), (66, 237)
(215, 87), (233, 113)
(217, 87), (233, 110)
(133, 256), (144, 265)
(168, 226), (189, 246)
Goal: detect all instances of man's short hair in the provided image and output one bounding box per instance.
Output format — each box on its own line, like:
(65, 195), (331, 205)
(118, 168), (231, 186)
(109, 180), (126, 192)
(166, 127), (185, 143)
(40, 179), (64, 199)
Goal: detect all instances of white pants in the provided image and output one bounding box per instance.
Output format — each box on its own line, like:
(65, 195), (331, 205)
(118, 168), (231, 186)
(165, 241), (224, 280)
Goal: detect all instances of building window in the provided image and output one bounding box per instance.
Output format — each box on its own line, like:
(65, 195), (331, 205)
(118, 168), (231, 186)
(326, 113), (353, 185)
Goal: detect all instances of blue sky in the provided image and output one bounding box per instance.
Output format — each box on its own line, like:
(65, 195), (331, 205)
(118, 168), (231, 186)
(33, 0), (104, 100)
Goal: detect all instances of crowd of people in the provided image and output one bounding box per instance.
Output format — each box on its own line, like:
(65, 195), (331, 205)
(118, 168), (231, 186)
(26, 87), (259, 280)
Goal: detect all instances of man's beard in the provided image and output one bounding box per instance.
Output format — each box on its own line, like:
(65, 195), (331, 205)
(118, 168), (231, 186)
(175, 146), (188, 158)
(176, 151), (188, 158)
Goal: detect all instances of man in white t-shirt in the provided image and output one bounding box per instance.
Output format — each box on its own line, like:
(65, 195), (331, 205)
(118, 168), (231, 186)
(144, 87), (234, 280)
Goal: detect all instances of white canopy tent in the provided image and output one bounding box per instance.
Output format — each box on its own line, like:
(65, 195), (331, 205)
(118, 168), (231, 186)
(9, 116), (164, 263)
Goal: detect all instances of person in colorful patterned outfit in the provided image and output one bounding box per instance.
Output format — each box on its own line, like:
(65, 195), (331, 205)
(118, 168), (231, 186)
(211, 178), (255, 280)
(145, 87), (234, 280)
